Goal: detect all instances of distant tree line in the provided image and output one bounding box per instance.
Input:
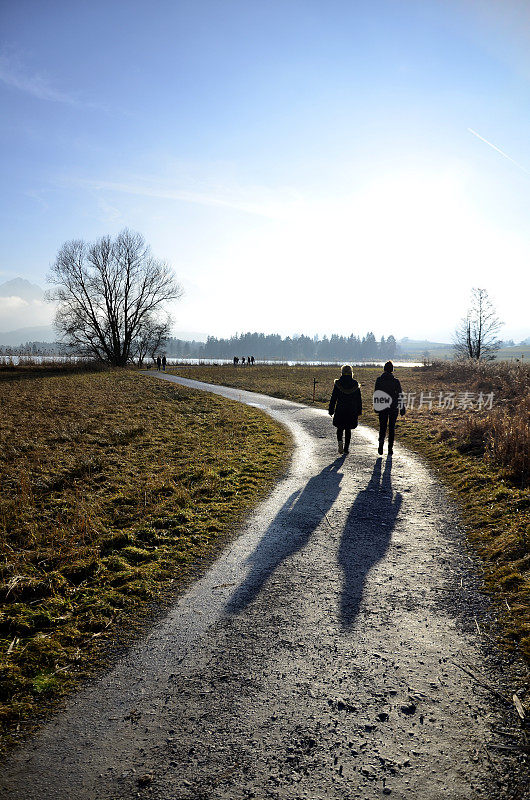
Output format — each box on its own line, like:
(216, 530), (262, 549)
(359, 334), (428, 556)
(165, 339), (206, 357)
(165, 332), (398, 361)
(0, 341), (66, 356)
(0, 331), (397, 361)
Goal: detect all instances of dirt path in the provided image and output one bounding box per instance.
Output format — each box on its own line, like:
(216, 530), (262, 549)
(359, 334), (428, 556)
(1, 373), (525, 799)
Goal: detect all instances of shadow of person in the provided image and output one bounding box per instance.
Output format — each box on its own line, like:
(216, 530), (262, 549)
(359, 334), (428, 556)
(339, 456), (402, 628)
(225, 458), (346, 614)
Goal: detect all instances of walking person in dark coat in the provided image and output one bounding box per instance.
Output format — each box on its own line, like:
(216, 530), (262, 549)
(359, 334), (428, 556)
(162, 355), (166, 371)
(156, 355), (161, 371)
(328, 364), (362, 455)
(374, 360), (405, 456)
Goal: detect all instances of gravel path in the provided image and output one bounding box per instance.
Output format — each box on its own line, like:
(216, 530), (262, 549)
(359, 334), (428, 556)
(1, 373), (525, 800)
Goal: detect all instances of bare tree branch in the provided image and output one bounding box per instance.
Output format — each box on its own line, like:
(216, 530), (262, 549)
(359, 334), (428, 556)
(453, 288), (503, 360)
(131, 317), (172, 367)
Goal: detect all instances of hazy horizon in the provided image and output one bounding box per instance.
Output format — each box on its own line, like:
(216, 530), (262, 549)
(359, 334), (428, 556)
(0, 271), (527, 346)
(1, 1), (530, 341)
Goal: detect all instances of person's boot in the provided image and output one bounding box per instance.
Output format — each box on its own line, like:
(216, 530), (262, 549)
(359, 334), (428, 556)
(338, 440), (344, 454)
(378, 442), (384, 456)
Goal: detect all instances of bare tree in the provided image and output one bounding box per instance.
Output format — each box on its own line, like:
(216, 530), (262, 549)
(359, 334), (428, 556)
(48, 229), (182, 366)
(453, 287), (503, 360)
(132, 317), (171, 368)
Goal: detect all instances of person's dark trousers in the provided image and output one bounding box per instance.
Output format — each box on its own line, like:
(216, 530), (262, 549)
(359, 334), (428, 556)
(337, 427), (351, 451)
(378, 409), (399, 451)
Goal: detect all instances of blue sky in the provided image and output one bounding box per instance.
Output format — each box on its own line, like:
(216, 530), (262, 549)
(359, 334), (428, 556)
(1, 0), (529, 340)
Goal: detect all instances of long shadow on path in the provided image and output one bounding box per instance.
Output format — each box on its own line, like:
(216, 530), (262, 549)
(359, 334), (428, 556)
(339, 457), (402, 628)
(225, 458), (345, 614)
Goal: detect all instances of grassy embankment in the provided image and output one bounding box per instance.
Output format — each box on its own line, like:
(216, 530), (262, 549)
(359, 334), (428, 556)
(171, 363), (530, 668)
(0, 368), (290, 747)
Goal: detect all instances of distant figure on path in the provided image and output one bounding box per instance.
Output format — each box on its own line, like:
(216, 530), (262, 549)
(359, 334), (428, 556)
(233, 356), (239, 366)
(162, 355), (166, 371)
(251, 355), (255, 365)
(156, 356), (161, 371)
(374, 360), (405, 456)
(241, 356), (246, 365)
(328, 364), (362, 455)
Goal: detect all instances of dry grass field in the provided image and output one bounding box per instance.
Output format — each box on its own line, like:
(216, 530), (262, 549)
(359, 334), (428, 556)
(0, 368), (290, 744)
(171, 362), (530, 665)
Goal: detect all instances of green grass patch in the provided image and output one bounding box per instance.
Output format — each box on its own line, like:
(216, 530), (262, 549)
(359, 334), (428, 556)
(0, 369), (291, 747)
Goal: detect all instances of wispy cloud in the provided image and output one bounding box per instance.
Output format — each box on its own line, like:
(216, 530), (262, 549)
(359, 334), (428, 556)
(0, 51), (80, 106)
(96, 194), (124, 224)
(76, 176), (298, 220)
(0, 297), (54, 330)
(25, 189), (50, 211)
(468, 127), (530, 176)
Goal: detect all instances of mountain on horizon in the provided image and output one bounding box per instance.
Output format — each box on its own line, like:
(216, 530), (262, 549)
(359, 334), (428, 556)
(0, 277), (45, 302)
(0, 277), (54, 333)
(0, 324), (59, 346)
(399, 337), (450, 350)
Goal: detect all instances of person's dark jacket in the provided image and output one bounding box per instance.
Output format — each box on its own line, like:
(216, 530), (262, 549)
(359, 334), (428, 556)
(328, 375), (362, 428)
(374, 371), (403, 414)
